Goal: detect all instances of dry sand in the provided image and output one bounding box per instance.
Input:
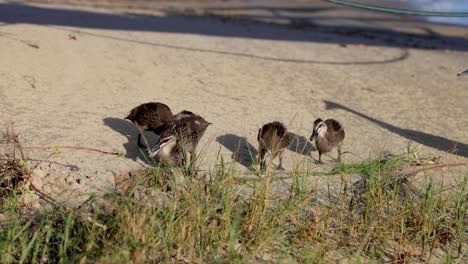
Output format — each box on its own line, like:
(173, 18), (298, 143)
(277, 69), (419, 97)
(0, 0), (467, 206)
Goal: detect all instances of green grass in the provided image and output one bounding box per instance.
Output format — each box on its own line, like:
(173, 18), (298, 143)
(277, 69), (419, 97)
(0, 152), (466, 263)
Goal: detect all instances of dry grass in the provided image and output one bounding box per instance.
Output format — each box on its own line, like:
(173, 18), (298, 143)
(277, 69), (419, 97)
(0, 130), (466, 263)
(0, 129), (28, 195)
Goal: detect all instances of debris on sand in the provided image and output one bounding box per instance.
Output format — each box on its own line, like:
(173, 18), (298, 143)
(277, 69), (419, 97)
(0, 129), (28, 195)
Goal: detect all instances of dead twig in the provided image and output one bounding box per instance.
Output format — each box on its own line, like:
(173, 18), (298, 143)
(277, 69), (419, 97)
(28, 182), (69, 211)
(86, 216), (107, 230)
(1, 129), (71, 212)
(393, 162), (466, 181)
(14, 139), (26, 162)
(137, 125), (151, 149)
(13, 138), (29, 178)
(24, 146), (121, 156)
(73, 194), (96, 212)
(31, 152), (58, 171)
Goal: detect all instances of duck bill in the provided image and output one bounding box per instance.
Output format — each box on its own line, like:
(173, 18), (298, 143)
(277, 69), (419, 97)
(310, 130), (318, 141)
(147, 145), (162, 158)
(457, 69), (468, 76)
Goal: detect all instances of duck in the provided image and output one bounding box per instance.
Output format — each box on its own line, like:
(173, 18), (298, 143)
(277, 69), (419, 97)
(457, 69), (468, 76)
(148, 114), (211, 168)
(309, 118), (345, 163)
(257, 121), (290, 171)
(125, 102), (193, 147)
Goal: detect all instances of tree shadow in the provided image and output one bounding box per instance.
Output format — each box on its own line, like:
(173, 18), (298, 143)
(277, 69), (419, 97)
(216, 134), (258, 169)
(102, 117), (156, 164)
(0, 2), (466, 52)
(324, 100), (468, 158)
(57, 28), (409, 65)
(288, 132), (315, 156)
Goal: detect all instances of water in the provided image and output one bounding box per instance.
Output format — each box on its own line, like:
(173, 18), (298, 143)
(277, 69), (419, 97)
(386, 0), (468, 26)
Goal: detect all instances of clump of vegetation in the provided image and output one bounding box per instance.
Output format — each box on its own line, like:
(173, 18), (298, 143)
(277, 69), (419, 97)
(0, 132), (466, 263)
(0, 129), (28, 196)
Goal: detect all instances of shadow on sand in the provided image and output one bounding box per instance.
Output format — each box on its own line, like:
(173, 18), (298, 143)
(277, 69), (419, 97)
(0, 2), (466, 59)
(216, 132), (317, 168)
(103, 117), (157, 164)
(288, 132), (315, 156)
(324, 100), (468, 158)
(216, 134), (258, 169)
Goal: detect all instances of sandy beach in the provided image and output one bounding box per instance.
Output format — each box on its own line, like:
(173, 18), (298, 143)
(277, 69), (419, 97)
(0, 0), (467, 206)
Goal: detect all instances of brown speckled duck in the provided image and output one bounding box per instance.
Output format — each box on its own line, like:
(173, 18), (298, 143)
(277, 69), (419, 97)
(257, 121), (290, 171)
(310, 118), (345, 163)
(148, 113), (211, 167)
(125, 102), (193, 147)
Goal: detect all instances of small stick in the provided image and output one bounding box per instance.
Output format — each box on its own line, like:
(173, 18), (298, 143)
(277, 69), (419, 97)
(136, 125), (150, 148)
(31, 152), (57, 171)
(14, 139), (26, 161)
(24, 146), (120, 156)
(28, 182), (69, 211)
(6, 132), (69, 212)
(73, 195), (96, 212)
(339, 151), (362, 159)
(86, 216), (107, 230)
(394, 162), (466, 180)
(13, 137), (30, 178)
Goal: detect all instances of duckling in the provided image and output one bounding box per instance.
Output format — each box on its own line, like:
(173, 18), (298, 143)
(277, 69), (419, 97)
(173, 110), (195, 121)
(153, 110), (195, 136)
(148, 114), (211, 167)
(257, 122), (290, 171)
(148, 134), (184, 166)
(457, 69), (468, 76)
(125, 102), (194, 147)
(309, 118), (345, 163)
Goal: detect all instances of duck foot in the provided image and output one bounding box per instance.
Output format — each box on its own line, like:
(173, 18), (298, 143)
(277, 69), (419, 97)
(276, 166), (285, 171)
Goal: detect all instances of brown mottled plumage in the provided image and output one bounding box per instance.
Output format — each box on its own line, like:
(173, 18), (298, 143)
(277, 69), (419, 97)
(310, 118), (345, 163)
(125, 102), (194, 147)
(173, 110), (195, 121)
(148, 114), (211, 167)
(257, 121), (290, 171)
